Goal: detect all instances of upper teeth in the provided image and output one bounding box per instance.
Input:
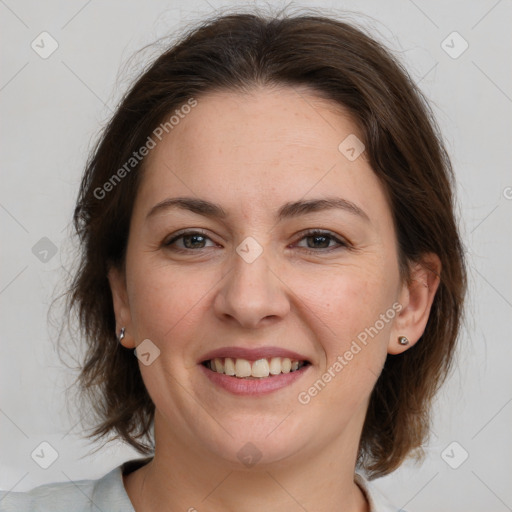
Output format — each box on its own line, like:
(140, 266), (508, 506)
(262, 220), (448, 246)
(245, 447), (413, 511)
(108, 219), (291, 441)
(208, 357), (305, 378)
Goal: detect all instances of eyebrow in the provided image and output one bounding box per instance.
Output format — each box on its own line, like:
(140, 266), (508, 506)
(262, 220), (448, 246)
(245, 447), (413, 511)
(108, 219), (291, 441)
(146, 196), (370, 223)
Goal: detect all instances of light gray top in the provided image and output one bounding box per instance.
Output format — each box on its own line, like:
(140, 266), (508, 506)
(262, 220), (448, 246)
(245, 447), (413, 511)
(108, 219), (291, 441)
(0, 458), (406, 511)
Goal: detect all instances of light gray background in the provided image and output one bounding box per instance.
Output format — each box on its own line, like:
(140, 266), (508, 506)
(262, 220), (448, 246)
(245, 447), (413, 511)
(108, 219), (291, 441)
(1, 0), (511, 510)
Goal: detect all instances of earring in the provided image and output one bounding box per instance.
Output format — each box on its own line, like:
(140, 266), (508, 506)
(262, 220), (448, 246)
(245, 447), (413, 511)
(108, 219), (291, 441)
(117, 327), (126, 343)
(398, 335), (409, 346)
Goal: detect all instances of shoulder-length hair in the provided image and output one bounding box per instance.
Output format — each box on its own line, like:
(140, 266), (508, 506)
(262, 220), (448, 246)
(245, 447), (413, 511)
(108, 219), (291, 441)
(63, 8), (466, 478)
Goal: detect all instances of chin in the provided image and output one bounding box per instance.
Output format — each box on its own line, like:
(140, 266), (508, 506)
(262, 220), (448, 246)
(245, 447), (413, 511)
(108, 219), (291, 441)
(200, 420), (310, 470)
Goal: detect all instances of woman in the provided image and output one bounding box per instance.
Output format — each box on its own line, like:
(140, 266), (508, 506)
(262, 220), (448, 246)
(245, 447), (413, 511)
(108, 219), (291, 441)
(0, 9), (466, 512)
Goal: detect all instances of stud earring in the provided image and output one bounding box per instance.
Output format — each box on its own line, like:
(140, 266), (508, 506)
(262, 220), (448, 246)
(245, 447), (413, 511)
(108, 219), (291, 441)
(117, 327), (126, 343)
(398, 335), (409, 346)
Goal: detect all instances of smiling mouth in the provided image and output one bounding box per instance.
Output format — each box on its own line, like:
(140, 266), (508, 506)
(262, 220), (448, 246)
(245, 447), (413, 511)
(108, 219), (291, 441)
(202, 357), (310, 379)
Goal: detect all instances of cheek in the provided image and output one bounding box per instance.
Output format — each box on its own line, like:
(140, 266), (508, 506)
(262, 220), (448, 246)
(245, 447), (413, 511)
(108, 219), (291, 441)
(301, 262), (396, 335)
(294, 261), (397, 389)
(126, 257), (212, 344)
(125, 260), (216, 401)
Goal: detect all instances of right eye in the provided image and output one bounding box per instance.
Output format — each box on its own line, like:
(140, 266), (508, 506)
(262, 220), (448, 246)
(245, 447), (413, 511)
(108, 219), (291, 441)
(163, 230), (218, 252)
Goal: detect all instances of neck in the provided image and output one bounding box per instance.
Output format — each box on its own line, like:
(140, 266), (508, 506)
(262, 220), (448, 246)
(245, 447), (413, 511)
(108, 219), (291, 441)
(124, 413), (369, 512)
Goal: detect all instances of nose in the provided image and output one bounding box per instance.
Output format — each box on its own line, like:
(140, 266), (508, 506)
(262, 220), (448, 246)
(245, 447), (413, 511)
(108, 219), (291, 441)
(213, 246), (290, 329)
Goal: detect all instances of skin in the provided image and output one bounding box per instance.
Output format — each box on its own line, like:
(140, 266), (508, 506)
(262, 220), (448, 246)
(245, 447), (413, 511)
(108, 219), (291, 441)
(109, 85), (441, 512)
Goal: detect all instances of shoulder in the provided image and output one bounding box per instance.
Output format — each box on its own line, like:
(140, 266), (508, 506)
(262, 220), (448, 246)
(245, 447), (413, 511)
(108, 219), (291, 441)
(0, 464), (135, 512)
(355, 472), (408, 512)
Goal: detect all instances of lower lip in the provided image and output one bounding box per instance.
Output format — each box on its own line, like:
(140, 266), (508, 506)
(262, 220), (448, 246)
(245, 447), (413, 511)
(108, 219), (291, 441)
(199, 363), (311, 396)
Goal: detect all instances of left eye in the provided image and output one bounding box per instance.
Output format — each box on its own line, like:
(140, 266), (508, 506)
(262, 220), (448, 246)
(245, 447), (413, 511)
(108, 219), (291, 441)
(294, 230), (347, 251)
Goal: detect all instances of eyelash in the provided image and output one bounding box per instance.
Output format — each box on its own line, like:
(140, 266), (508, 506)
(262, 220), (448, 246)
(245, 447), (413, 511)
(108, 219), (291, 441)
(163, 229), (350, 254)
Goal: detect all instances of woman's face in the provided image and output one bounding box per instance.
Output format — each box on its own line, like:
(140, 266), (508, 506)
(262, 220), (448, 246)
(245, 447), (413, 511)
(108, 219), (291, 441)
(110, 86), (410, 467)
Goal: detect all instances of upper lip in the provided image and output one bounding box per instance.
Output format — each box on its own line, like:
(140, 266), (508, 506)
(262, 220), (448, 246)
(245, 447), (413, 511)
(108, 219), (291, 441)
(199, 346), (310, 363)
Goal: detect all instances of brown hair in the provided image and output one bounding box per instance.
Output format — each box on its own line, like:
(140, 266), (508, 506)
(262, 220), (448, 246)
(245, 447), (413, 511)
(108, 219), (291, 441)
(62, 8), (466, 478)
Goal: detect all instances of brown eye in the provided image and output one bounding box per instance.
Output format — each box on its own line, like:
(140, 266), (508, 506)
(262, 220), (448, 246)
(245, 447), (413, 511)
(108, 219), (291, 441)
(164, 230), (216, 251)
(295, 230), (349, 253)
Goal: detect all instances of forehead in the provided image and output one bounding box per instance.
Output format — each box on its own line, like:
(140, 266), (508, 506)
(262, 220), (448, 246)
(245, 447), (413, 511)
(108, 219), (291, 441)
(154, 85), (361, 159)
(134, 86), (388, 225)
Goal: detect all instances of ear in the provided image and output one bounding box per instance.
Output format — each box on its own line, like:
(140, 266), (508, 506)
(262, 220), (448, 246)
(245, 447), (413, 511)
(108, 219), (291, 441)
(388, 253), (441, 355)
(107, 265), (135, 349)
